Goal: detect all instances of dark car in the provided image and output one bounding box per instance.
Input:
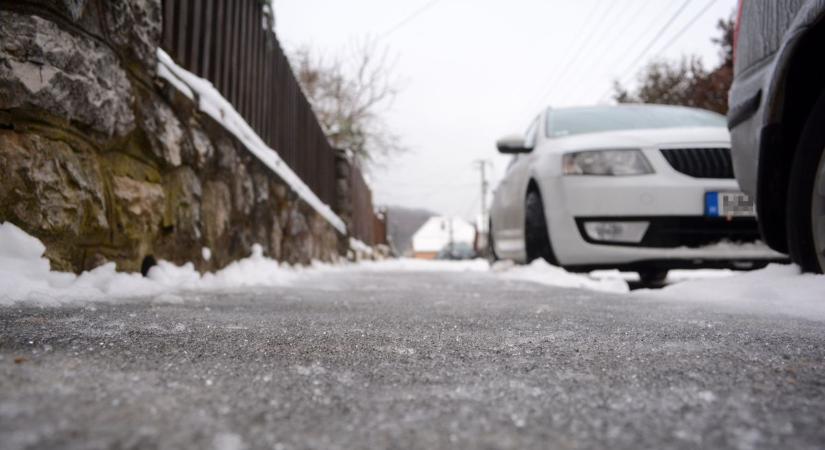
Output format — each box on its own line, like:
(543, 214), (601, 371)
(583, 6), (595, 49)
(728, 0), (825, 273)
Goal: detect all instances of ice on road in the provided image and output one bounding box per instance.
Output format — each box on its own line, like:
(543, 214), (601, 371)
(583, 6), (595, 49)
(3, 221), (825, 448)
(2, 268), (825, 449)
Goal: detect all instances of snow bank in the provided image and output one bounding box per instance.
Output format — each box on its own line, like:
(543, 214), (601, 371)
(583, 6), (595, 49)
(156, 49), (346, 234)
(494, 260), (630, 294)
(639, 264), (825, 321)
(349, 238), (374, 257)
(0, 223), (304, 306)
(4, 221), (824, 317)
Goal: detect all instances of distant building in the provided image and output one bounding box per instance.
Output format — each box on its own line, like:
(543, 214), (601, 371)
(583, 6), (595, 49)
(411, 217), (476, 260)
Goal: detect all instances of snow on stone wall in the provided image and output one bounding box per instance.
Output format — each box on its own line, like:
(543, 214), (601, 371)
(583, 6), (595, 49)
(0, 2), (342, 273)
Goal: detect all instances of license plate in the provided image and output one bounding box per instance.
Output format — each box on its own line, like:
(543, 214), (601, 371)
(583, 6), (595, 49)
(705, 192), (756, 218)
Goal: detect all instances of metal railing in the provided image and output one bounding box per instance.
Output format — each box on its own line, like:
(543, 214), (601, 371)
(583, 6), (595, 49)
(161, 0), (336, 207)
(348, 163), (378, 246)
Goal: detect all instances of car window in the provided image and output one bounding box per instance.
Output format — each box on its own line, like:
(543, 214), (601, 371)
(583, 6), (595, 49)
(525, 117), (539, 148)
(545, 105), (726, 138)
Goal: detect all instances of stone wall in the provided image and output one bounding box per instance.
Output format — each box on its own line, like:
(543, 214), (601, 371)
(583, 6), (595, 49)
(0, 1), (341, 273)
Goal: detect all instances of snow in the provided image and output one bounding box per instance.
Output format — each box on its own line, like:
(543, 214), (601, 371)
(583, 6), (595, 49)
(3, 222), (825, 321)
(638, 264), (825, 321)
(349, 238), (373, 255)
(494, 260), (630, 294)
(156, 49), (345, 234)
(0, 223), (304, 306)
(412, 217), (476, 254)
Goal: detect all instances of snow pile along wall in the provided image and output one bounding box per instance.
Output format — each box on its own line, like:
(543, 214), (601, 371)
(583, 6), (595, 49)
(0, 1), (343, 274)
(0, 222), (306, 305)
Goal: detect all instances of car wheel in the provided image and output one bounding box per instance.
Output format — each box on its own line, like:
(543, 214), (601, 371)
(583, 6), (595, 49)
(787, 93), (825, 274)
(638, 269), (669, 286)
(524, 189), (559, 265)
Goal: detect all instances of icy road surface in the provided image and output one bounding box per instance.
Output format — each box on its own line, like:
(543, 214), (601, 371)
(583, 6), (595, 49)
(2, 269), (825, 450)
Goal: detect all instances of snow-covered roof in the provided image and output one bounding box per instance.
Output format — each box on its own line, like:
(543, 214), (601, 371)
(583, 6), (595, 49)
(412, 217), (476, 253)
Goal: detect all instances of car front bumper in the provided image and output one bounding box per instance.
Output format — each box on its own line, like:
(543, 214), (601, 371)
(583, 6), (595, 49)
(539, 168), (787, 269)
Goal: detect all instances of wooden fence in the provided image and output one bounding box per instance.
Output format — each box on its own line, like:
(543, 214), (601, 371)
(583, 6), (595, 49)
(160, 0), (336, 207)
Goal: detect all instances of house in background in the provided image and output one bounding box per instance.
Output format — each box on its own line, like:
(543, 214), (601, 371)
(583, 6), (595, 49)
(412, 217), (476, 260)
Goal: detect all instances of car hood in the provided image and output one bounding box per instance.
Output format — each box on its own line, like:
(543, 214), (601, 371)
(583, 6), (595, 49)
(546, 127), (731, 152)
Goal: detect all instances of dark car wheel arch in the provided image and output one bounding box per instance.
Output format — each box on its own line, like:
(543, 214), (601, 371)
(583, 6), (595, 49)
(756, 21), (825, 254)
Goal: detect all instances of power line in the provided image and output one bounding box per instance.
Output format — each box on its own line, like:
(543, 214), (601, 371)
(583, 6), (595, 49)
(576, 1), (670, 101)
(596, 0), (695, 101)
(528, 0), (619, 112)
(380, 0), (444, 39)
(519, 0), (609, 116)
(597, 0), (718, 102)
(650, 0), (720, 61)
(581, 0), (679, 104)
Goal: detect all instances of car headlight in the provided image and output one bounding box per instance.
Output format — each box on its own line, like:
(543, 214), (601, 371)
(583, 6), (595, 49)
(563, 150), (654, 176)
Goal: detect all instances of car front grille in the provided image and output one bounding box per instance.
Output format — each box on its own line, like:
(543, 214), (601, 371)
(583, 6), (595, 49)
(661, 147), (734, 179)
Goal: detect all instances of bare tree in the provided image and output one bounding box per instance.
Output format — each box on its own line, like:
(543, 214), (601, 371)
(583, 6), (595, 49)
(291, 40), (405, 167)
(614, 16), (735, 115)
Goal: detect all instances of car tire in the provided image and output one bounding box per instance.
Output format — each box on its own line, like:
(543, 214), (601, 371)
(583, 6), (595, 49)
(638, 269), (669, 286)
(786, 92), (825, 274)
(525, 189), (559, 265)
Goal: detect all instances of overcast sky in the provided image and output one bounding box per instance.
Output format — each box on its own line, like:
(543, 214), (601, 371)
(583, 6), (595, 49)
(275, 0), (737, 221)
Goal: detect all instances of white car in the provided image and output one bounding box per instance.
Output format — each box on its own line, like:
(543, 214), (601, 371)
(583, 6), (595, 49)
(489, 105), (786, 283)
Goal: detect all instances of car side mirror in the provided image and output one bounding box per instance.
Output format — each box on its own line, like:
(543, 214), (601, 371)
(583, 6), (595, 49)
(496, 135), (532, 154)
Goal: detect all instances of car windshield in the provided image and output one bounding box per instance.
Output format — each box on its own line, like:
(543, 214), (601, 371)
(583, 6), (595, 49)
(545, 105), (726, 138)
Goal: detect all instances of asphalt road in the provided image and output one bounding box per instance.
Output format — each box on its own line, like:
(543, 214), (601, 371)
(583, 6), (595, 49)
(1, 270), (824, 450)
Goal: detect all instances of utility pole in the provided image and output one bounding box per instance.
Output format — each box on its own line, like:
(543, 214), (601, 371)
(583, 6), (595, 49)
(473, 160), (492, 232)
(448, 217), (455, 257)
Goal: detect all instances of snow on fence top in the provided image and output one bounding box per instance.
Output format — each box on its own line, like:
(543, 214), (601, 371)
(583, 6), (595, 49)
(159, 0), (346, 233)
(157, 49), (346, 234)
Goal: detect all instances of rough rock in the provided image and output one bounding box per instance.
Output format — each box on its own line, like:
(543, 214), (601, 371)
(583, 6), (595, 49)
(0, 11), (135, 137)
(163, 167), (202, 240)
(216, 138), (239, 173)
(62, 0), (89, 21)
(190, 125), (214, 169)
(112, 175), (165, 239)
(253, 171), (270, 204)
(233, 163), (255, 216)
(102, 0), (162, 72)
(0, 130), (108, 238)
(283, 206), (312, 264)
(202, 181), (231, 243)
(269, 216), (283, 260)
(138, 93), (186, 167)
